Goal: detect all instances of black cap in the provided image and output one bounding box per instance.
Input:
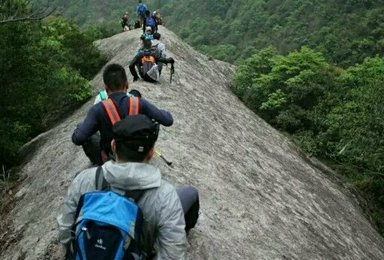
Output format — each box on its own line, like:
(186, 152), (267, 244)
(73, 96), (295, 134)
(113, 115), (159, 153)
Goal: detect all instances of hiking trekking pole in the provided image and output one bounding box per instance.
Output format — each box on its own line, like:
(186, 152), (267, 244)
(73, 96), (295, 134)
(155, 150), (173, 167)
(170, 63), (175, 83)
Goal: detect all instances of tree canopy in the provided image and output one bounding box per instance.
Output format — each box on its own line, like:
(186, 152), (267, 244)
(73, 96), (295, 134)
(0, 1), (106, 176)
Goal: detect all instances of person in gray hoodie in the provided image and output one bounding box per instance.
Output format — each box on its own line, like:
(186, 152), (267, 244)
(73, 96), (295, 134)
(57, 115), (199, 259)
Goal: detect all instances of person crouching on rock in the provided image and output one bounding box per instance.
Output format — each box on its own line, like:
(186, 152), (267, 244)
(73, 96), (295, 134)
(129, 37), (174, 83)
(71, 63), (173, 165)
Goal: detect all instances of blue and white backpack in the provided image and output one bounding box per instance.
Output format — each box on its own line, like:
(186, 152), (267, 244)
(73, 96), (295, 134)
(70, 167), (145, 260)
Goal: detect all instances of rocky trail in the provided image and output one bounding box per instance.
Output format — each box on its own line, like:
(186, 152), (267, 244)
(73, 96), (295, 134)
(1, 27), (383, 259)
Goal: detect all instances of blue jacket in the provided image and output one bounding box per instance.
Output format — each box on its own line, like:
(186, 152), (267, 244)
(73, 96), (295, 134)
(136, 3), (148, 16)
(72, 92), (173, 153)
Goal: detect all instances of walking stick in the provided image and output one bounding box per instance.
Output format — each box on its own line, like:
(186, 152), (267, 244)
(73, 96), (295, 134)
(170, 63), (175, 83)
(155, 150), (173, 167)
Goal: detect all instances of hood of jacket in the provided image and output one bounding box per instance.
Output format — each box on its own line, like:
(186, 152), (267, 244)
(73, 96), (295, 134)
(102, 160), (161, 190)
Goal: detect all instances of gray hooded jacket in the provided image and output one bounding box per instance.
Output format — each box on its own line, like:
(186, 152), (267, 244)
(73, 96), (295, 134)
(57, 160), (186, 259)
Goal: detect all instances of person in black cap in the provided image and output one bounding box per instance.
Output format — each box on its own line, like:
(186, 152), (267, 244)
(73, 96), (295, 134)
(58, 115), (199, 258)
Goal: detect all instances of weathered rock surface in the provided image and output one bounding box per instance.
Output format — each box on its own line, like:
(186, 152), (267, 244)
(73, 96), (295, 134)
(1, 26), (384, 260)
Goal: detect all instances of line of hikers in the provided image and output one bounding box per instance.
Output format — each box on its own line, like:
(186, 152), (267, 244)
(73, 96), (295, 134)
(57, 2), (193, 257)
(121, 0), (172, 84)
(121, 0), (163, 32)
(57, 54), (198, 257)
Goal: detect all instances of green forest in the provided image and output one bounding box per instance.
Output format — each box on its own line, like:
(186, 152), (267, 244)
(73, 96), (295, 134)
(0, 1), (106, 180)
(45, 0), (384, 66)
(1, 0), (384, 235)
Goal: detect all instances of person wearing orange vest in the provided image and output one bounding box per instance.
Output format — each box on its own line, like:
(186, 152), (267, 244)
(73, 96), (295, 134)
(129, 37), (174, 82)
(72, 63), (173, 165)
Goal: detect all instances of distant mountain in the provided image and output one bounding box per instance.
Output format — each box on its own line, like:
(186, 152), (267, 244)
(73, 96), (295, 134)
(34, 0), (384, 65)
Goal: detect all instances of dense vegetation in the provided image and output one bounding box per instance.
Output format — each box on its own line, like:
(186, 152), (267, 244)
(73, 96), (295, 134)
(34, 0), (384, 66)
(0, 1), (106, 184)
(232, 47), (384, 234)
(162, 0), (384, 65)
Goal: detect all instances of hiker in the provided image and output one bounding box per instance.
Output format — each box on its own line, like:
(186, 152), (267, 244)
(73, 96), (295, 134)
(152, 32), (166, 75)
(134, 19), (141, 29)
(129, 37), (174, 82)
(57, 114), (200, 259)
(142, 26), (154, 41)
(136, 0), (147, 27)
(121, 12), (129, 31)
(142, 10), (157, 34)
(72, 63), (173, 165)
(153, 10), (163, 25)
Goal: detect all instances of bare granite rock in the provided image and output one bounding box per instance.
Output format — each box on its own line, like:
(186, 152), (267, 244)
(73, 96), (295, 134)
(1, 26), (383, 260)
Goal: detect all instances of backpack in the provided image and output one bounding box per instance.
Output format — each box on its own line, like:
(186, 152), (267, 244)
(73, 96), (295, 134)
(145, 16), (156, 31)
(151, 41), (165, 59)
(137, 3), (147, 15)
(70, 167), (145, 260)
(101, 97), (140, 125)
(140, 50), (159, 81)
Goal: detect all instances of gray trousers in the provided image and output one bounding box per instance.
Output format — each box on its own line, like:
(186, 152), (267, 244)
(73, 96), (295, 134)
(176, 186), (199, 232)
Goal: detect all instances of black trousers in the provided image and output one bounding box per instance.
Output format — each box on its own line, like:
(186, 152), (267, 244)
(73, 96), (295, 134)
(82, 134), (103, 165)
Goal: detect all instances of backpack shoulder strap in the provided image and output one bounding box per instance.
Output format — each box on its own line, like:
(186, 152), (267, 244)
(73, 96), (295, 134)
(128, 96), (140, 116)
(69, 166), (110, 257)
(101, 98), (121, 125)
(73, 167), (105, 223)
(95, 166), (110, 190)
(125, 190), (145, 202)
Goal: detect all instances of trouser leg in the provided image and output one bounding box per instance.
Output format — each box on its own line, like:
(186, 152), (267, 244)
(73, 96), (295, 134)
(158, 62), (163, 75)
(129, 63), (140, 80)
(81, 133), (102, 165)
(64, 241), (74, 260)
(176, 186), (199, 232)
